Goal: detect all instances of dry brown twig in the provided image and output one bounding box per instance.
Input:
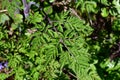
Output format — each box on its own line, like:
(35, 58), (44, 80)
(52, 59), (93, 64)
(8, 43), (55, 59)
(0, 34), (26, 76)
(0, 9), (7, 13)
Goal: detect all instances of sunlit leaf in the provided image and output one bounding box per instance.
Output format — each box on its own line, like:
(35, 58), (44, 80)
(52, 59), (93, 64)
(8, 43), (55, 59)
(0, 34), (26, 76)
(0, 14), (9, 24)
(101, 8), (109, 17)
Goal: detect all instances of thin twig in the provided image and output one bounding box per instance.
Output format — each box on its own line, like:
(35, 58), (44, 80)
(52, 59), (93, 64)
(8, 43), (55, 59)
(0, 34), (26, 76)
(63, 68), (78, 79)
(0, 10), (7, 13)
(59, 38), (75, 58)
(70, 8), (82, 20)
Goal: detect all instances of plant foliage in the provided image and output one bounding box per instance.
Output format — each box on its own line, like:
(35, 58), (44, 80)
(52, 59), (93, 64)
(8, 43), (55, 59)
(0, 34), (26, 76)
(0, 0), (120, 80)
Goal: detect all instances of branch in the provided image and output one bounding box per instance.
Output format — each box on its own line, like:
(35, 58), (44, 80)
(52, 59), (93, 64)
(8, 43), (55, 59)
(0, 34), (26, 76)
(0, 10), (7, 13)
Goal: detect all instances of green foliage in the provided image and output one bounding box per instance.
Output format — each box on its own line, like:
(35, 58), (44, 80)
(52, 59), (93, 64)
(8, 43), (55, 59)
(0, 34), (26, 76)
(2, 0), (21, 18)
(0, 14), (9, 24)
(1, 0), (120, 80)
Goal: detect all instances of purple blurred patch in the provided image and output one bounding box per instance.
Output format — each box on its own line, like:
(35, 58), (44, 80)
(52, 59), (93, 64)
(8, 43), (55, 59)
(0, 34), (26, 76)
(4, 62), (8, 67)
(0, 63), (4, 70)
(0, 61), (8, 70)
(22, 0), (39, 18)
